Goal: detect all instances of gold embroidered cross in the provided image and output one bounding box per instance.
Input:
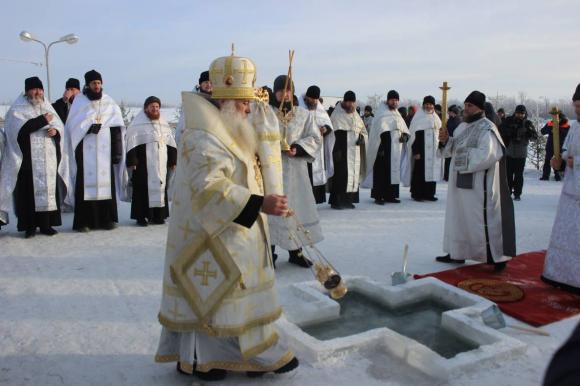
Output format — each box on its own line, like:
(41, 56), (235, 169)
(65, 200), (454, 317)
(235, 60), (253, 85)
(194, 261), (218, 286)
(178, 221), (194, 240)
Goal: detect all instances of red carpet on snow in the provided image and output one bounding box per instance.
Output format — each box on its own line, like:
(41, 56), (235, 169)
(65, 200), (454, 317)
(414, 251), (580, 327)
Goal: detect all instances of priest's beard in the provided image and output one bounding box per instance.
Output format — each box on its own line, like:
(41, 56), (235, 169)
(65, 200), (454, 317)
(219, 101), (258, 157)
(342, 102), (355, 114)
(145, 111), (160, 120)
(26, 95), (44, 107)
(304, 98), (317, 110)
(83, 87), (103, 101)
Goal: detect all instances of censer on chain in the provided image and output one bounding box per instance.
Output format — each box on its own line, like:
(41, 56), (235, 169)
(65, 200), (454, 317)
(285, 210), (348, 299)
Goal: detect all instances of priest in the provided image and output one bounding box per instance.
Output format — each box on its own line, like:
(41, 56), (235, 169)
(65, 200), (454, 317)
(0, 127), (5, 229)
(409, 95), (442, 201)
(52, 78), (81, 123)
(268, 75), (323, 267)
(175, 70), (213, 144)
(301, 85), (335, 204)
(329, 90), (367, 209)
(125, 96), (177, 226)
(155, 52), (297, 381)
(0, 77), (67, 237)
(436, 91), (515, 272)
(62, 70), (125, 232)
(541, 83), (580, 293)
(363, 90), (410, 204)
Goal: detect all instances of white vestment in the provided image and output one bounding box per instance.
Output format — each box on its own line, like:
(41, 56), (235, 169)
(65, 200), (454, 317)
(268, 106), (323, 250)
(442, 117), (515, 263)
(363, 103), (410, 188)
(542, 120), (580, 290)
(0, 94), (66, 224)
(62, 93), (126, 206)
(125, 110), (177, 207)
(330, 104), (368, 192)
(409, 109), (443, 184)
(156, 93), (293, 373)
(300, 97), (335, 187)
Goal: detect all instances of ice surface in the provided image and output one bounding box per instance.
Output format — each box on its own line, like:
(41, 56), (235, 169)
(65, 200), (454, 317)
(1, 171), (578, 385)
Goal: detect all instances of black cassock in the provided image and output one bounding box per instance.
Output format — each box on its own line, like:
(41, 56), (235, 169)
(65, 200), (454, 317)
(72, 127), (122, 230)
(307, 126), (333, 204)
(15, 115), (62, 232)
(410, 130), (436, 200)
(52, 98), (69, 124)
(307, 163), (327, 204)
(126, 144), (177, 224)
(371, 131), (399, 201)
(328, 130), (359, 207)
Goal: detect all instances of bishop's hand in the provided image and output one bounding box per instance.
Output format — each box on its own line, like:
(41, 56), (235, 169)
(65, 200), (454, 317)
(262, 194), (288, 216)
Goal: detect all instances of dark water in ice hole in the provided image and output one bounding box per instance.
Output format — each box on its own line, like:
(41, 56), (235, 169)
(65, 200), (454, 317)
(301, 291), (480, 359)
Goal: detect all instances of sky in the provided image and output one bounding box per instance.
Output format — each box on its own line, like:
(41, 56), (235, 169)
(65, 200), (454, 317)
(1, 0), (579, 107)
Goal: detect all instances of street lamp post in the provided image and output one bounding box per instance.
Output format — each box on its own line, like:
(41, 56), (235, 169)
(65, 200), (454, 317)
(19, 31), (79, 101)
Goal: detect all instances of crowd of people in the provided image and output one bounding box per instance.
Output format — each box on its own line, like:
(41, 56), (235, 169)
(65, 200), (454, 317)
(0, 52), (578, 381)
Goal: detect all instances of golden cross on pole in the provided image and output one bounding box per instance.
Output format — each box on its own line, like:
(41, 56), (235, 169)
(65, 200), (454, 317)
(194, 261), (218, 286)
(550, 106), (561, 161)
(439, 81), (451, 132)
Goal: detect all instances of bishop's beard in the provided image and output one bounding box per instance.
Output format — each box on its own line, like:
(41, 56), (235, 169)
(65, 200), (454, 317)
(219, 101), (258, 157)
(83, 87), (103, 101)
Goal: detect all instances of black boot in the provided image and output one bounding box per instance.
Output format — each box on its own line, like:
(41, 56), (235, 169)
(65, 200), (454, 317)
(24, 228), (36, 238)
(247, 357), (299, 378)
(289, 249), (313, 268)
(271, 245), (278, 269)
(494, 262), (507, 272)
(435, 254), (465, 264)
(177, 360), (228, 381)
(193, 368), (228, 381)
(39, 227), (58, 236)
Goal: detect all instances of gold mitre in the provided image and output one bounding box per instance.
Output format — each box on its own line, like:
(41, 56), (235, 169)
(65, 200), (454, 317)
(210, 48), (257, 100)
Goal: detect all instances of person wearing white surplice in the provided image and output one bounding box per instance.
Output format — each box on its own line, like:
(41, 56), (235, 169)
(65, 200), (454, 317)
(175, 70), (213, 145)
(541, 83), (580, 293)
(363, 90), (410, 205)
(329, 90), (367, 209)
(0, 77), (68, 237)
(301, 85), (335, 204)
(0, 127), (6, 230)
(155, 52), (298, 381)
(267, 75), (323, 268)
(409, 95), (442, 201)
(62, 70), (126, 232)
(436, 91), (516, 272)
(125, 96), (177, 226)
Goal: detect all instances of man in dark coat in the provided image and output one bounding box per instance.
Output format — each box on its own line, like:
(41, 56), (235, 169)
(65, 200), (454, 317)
(540, 112), (570, 181)
(443, 104), (462, 181)
(52, 78), (80, 123)
(499, 105), (537, 200)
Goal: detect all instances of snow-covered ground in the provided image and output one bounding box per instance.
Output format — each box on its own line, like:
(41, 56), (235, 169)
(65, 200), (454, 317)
(1, 171), (578, 386)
